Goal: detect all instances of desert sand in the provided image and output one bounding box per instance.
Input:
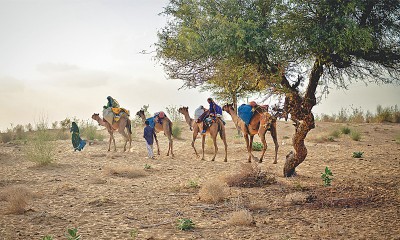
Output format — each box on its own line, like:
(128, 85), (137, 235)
(0, 120), (399, 240)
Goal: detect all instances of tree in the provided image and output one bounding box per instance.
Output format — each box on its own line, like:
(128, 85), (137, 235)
(156, 0), (400, 177)
(201, 58), (267, 112)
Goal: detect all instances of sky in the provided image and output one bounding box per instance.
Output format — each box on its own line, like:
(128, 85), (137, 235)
(0, 0), (399, 131)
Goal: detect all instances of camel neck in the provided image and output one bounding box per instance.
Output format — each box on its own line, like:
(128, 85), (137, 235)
(182, 112), (193, 126)
(228, 109), (241, 128)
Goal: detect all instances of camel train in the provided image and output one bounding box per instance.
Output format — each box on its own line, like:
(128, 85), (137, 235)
(92, 99), (279, 164)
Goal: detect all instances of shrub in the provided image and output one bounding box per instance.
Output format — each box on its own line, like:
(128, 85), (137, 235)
(224, 163), (276, 188)
(25, 128), (56, 165)
(252, 142), (263, 151)
(227, 210), (254, 226)
(352, 151), (364, 158)
(340, 126), (351, 135)
(348, 107), (365, 123)
(350, 130), (361, 141)
(1, 129), (13, 143)
(0, 185), (34, 214)
(172, 124), (182, 139)
(54, 130), (70, 140)
(177, 218), (195, 231)
(329, 129), (341, 138)
(13, 124), (26, 140)
(321, 167), (333, 186)
(375, 105), (392, 122)
(42, 236), (53, 240)
(198, 180), (229, 203)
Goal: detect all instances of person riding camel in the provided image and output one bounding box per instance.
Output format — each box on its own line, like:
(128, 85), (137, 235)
(201, 98), (223, 134)
(104, 96), (120, 109)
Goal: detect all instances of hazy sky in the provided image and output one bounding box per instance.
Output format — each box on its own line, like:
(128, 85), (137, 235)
(0, 0), (399, 131)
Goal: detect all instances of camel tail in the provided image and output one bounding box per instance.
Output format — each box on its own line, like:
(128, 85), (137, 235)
(127, 119), (132, 135)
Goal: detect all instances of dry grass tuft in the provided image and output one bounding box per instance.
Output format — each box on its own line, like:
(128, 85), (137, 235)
(0, 185), (35, 214)
(224, 163), (276, 188)
(104, 165), (147, 178)
(198, 180), (229, 203)
(227, 209), (254, 226)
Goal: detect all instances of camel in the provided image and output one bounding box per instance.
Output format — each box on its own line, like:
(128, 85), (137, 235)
(178, 106), (227, 162)
(91, 113), (132, 152)
(178, 106), (194, 131)
(222, 103), (278, 164)
(136, 110), (174, 158)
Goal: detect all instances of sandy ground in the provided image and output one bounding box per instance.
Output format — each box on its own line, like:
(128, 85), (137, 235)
(0, 120), (399, 240)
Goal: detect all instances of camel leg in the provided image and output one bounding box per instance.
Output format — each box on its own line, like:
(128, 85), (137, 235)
(249, 135), (258, 162)
(170, 138), (174, 158)
(221, 130), (227, 162)
(108, 131), (116, 152)
(201, 134), (206, 161)
(167, 135), (174, 158)
(119, 129), (129, 152)
(244, 134), (251, 162)
(259, 131), (268, 163)
(108, 134), (112, 152)
(211, 135), (218, 161)
(192, 129), (199, 158)
(155, 137), (160, 155)
(270, 124), (279, 164)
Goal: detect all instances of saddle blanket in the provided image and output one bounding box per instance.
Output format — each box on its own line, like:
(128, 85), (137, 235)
(238, 104), (253, 125)
(146, 117), (156, 128)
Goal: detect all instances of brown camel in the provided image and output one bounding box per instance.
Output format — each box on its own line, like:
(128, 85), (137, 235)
(136, 110), (174, 157)
(91, 113), (132, 152)
(178, 106), (227, 162)
(178, 106), (194, 131)
(222, 103), (278, 164)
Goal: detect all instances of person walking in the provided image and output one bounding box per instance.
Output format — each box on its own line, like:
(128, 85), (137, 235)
(70, 122), (86, 151)
(143, 120), (157, 159)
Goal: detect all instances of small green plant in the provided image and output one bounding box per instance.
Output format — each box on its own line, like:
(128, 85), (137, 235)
(352, 151), (364, 158)
(144, 164), (151, 170)
(350, 130), (361, 141)
(42, 236), (53, 240)
(130, 228), (138, 239)
(66, 228), (81, 240)
(321, 167), (333, 186)
(188, 179), (199, 188)
(326, 136), (335, 142)
(177, 218), (195, 231)
(252, 142), (263, 151)
(340, 126), (351, 135)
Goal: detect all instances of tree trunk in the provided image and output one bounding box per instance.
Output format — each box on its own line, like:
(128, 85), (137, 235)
(232, 93), (242, 136)
(283, 57), (323, 177)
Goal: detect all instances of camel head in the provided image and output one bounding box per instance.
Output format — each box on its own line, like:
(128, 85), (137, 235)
(222, 103), (234, 113)
(136, 109), (145, 118)
(178, 106), (189, 115)
(92, 113), (100, 121)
